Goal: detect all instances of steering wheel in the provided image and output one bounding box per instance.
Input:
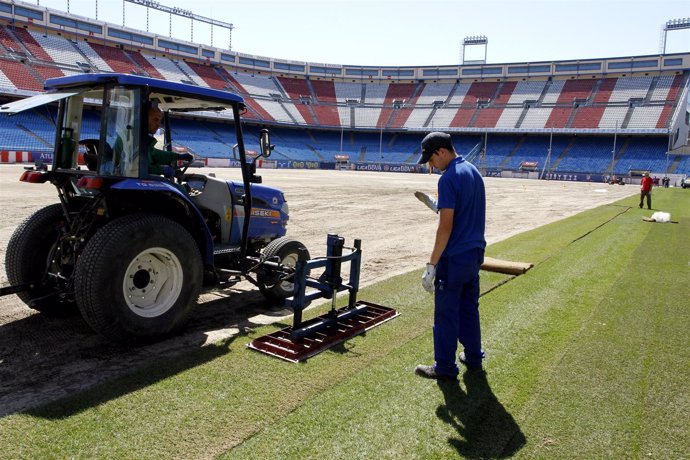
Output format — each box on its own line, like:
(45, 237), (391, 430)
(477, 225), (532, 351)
(173, 157), (192, 184)
(78, 138), (99, 171)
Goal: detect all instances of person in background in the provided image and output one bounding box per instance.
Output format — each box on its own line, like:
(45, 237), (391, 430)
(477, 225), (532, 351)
(639, 172), (653, 210)
(415, 132), (487, 381)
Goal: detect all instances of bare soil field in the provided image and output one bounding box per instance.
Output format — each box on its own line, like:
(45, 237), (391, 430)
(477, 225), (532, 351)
(0, 164), (636, 416)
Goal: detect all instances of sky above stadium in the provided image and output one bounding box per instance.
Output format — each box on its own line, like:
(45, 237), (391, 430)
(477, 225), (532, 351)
(34, 0), (690, 67)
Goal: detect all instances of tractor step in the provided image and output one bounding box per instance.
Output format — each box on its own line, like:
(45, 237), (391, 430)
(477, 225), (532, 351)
(247, 300), (399, 362)
(213, 245), (241, 256)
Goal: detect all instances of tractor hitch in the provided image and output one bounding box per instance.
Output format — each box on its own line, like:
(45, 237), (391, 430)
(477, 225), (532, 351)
(0, 281), (34, 297)
(248, 234), (398, 362)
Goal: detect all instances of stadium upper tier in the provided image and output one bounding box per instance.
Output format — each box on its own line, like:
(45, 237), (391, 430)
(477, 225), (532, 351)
(0, 1), (688, 135)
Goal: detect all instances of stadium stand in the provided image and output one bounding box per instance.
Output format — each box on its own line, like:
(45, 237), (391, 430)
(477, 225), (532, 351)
(410, 83), (454, 127)
(608, 76), (652, 103)
(0, 68), (16, 90)
(494, 81), (517, 105)
(405, 106), (434, 129)
(311, 89), (340, 126)
(276, 76), (319, 125)
(11, 28), (54, 62)
(0, 60), (43, 91)
(0, 26), (24, 54)
(656, 74), (685, 128)
(143, 54), (205, 86)
(355, 107), (382, 128)
(365, 83), (390, 105)
(650, 75), (675, 100)
(447, 82), (471, 105)
(449, 108), (476, 128)
(335, 82), (363, 102)
(598, 106), (629, 129)
(612, 136), (670, 174)
(627, 106), (664, 129)
(544, 107), (573, 129)
(508, 80), (546, 104)
(496, 107), (523, 129)
(231, 72), (280, 97)
(185, 62), (225, 89)
(521, 107), (553, 129)
(73, 41), (112, 72)
(571, 107), (606, 129)
(555, 136), (616, 173)
(0, 4), (687, 179)
(379, 83), (418, 128)
(463, 81), (500, 106)
(128, 51), (164, 79)
(27, 30), (89, 69)
(229, 72), (308, 123)
(474, 108), (506, 129)
(86, 42), (141, 75)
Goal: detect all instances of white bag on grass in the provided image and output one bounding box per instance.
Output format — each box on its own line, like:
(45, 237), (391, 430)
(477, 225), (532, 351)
(649, 212), (671, 223)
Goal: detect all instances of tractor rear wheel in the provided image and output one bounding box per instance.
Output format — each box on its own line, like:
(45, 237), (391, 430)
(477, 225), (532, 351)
(258, 237), (310, 303)
(74, 214), (202, 343)
(5, 203), (75, 315)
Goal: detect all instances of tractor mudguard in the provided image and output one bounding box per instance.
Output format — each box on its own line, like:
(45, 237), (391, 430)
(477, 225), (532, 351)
(111, 178), (215, 265)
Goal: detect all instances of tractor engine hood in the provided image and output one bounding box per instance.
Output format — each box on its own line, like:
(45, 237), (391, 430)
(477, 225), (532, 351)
(228, 181), (288, 241)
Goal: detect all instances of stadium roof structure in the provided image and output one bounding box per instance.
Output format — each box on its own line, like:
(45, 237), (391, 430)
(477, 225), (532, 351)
(0, 0), (688, 82)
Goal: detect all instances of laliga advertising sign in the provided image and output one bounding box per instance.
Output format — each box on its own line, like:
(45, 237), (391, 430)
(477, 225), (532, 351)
(354, 163), (421, 173)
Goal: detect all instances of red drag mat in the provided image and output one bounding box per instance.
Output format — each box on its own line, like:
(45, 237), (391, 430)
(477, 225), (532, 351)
(247, 300), (399, 362)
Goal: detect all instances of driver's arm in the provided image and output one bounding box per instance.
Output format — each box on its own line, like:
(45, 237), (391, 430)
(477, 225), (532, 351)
(147, 141), (191, 175)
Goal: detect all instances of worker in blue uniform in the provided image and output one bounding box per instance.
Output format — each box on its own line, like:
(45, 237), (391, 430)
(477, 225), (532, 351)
(415, 132), (487, 380)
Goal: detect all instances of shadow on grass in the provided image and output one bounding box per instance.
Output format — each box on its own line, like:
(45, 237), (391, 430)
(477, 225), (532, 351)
(0, 288), (291, 418)
(436, 371), (526, 458)
(26, 337), (235, 420)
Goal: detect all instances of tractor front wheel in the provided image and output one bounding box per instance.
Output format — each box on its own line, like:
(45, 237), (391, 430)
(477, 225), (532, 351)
(258, 237), (310, 303)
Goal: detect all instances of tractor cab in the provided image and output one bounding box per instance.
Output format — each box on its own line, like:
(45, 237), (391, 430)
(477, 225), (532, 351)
(1, 73), (264, 179)
(1, 73), (284, 259)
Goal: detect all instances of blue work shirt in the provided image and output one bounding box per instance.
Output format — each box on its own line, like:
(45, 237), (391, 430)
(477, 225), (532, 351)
(436, 156), (486, 256)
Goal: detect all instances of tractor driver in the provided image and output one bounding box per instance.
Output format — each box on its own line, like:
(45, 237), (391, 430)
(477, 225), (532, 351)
(147, 101), (194, 176)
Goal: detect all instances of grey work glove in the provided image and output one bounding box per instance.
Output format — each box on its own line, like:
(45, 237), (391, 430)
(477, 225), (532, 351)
(414, 191), (438, 213)
(421, 263), (436, 293)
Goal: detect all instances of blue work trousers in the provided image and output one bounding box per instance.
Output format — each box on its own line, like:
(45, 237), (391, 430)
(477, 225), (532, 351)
(433, 248), (484, 376)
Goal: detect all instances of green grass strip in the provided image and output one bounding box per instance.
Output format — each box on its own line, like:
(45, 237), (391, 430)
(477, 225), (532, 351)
(0, 189), (687, 459)
(512, 193), (690, 458)
(223, 190), (689, 459)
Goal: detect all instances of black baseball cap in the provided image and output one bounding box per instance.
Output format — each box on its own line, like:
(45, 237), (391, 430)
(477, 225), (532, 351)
(417, 132), (454, 164)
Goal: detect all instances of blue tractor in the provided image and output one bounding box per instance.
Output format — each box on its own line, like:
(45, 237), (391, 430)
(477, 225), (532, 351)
(1, 74), (309, 343)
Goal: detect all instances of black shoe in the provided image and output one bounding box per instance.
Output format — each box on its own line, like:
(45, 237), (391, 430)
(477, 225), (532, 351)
(415, 364), (457, 381)
(458, 352), (483, 371)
